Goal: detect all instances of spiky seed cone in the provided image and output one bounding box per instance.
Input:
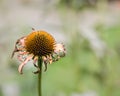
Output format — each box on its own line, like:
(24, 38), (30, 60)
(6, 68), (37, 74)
(25, 30), (55, 56)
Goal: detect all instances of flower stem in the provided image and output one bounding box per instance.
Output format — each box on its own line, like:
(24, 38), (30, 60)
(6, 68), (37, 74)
(38, 56), (42, 96)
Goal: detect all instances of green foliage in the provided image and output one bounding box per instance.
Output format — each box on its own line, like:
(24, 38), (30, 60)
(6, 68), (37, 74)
(58, 0), (97, 10)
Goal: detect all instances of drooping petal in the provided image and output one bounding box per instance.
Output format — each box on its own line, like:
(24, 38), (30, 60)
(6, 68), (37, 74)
(33, 57), (41, 74)
(18, 55), (33, 74)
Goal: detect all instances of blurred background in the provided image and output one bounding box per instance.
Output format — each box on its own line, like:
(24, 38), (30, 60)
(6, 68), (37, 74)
(0, 0), (120, 96)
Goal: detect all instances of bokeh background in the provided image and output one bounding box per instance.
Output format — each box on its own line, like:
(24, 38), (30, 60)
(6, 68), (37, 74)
(0, 0), (120, 96)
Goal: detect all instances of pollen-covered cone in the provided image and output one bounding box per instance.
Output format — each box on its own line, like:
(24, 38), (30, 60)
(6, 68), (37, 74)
(25, 30), (55, 56)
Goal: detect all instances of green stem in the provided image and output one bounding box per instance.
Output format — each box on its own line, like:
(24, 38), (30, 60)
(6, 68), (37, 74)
(38, 56), (42, 96)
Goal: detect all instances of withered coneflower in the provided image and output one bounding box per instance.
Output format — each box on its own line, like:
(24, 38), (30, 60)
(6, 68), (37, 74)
(11, 29), (66, 74)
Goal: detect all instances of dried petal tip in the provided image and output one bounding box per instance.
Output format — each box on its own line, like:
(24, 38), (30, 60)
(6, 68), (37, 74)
(32, 28), (35, 31)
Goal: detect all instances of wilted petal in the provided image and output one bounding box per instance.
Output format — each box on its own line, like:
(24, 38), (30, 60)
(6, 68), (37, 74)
(54, 43), (66, 53)
(18, 56), (33, 74)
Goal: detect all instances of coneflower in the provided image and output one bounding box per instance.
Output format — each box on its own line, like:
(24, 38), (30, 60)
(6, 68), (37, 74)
(11, 29), (66, 96)
(12, 29), (65, 74)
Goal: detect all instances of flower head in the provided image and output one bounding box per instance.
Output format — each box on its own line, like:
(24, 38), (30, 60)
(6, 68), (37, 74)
(25, 31), (55, 56)
(12, 29), (66, 74)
